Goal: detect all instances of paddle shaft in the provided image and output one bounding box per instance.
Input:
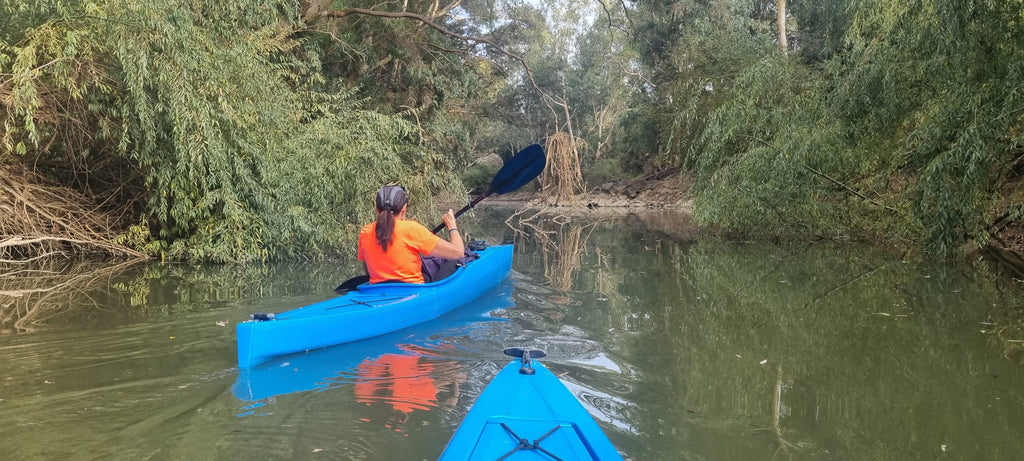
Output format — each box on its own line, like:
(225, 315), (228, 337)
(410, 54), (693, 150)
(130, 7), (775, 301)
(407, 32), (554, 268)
(430, 192), (490, 234)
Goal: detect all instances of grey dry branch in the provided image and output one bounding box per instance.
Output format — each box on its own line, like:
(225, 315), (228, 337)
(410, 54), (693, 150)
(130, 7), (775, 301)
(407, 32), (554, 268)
(0, 166), (145, 261)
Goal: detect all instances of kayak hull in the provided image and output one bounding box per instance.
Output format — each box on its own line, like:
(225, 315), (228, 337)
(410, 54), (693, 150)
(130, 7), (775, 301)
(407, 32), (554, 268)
(441, 355), (623, 461)
(236, 244), (513, 368)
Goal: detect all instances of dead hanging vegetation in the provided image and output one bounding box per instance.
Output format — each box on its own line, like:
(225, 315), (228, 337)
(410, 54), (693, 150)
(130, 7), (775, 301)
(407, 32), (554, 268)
(540, 131), (586, 205)
(0, 166), (145, 262)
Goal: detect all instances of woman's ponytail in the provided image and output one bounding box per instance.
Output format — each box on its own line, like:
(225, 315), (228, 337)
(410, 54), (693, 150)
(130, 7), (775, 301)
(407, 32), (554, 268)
(375, 209), (396, 252)
(373, 185), (408, 252)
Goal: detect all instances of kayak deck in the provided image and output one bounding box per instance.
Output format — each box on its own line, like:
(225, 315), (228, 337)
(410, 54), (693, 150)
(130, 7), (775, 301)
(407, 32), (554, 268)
(236, 244), (513, 368)
(440, 349), (622, 460)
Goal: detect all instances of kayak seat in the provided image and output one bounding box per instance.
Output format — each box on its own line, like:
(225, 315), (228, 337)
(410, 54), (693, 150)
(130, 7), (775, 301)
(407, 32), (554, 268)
(471, 417), (600, 461)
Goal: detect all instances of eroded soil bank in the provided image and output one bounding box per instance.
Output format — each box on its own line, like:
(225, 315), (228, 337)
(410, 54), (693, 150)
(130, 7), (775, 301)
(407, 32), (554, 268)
(476, 172), (698, 242)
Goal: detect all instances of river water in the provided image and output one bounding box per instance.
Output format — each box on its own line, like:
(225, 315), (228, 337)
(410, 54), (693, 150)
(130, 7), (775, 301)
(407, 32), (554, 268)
(1, 210), (1023, 460)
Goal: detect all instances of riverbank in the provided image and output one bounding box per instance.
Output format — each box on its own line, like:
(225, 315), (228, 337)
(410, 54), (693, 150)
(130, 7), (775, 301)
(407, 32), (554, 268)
(484, 170), (694, 213)
(473, 171), (699, 242)
(477, 170), (1024, 282)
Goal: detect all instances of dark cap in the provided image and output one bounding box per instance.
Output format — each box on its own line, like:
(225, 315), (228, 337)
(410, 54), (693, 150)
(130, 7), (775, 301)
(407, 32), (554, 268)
(375, 185), (408, 213)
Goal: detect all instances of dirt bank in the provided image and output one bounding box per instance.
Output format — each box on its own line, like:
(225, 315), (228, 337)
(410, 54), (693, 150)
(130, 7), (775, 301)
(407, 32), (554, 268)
(477, 171), (700, 241)
(487, 170), (695, 214)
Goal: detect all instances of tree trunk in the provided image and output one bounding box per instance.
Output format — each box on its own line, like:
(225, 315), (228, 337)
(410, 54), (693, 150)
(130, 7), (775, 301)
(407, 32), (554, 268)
(777, 0), (788, 54)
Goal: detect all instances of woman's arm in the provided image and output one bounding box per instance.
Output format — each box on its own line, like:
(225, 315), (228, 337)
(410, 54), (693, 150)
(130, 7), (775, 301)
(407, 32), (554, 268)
(428, 209), (465, 259)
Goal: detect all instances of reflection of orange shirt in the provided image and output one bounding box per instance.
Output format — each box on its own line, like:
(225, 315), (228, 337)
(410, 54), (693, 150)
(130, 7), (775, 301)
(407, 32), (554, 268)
(358, 219), (440, 284)
(354, 354), (437, 413)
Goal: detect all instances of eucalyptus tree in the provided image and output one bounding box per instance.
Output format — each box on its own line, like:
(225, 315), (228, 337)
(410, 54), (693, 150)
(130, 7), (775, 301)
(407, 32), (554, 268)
(624, 0), (778, 169)
(480, 0), (649, 193)
(567, 3), (651, 184)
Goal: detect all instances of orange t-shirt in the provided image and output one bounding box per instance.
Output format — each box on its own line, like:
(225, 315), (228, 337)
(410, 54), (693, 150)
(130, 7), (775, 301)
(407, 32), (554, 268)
(358, 219), (441, 284)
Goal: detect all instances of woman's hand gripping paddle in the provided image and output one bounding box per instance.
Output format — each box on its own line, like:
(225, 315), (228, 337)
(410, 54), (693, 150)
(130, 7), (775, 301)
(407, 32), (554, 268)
(334, 144), (546, 293)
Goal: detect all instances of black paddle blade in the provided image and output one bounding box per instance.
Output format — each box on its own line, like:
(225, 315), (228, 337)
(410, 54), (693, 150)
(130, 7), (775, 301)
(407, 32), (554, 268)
(334, 274), (370, 293)
(490, 144), (546, 195)
(430, 143), (546, 234)
(503, 347), (547, 359)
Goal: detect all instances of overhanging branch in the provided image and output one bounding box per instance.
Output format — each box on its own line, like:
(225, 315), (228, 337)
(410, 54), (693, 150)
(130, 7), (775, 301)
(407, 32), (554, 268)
(315, 7), (560, 123)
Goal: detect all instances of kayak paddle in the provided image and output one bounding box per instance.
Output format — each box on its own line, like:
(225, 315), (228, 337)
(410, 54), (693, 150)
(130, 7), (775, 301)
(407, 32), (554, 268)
(334, 144), (546, 293)
(430, 143), (546, 233)
(335, 274), (370, 293)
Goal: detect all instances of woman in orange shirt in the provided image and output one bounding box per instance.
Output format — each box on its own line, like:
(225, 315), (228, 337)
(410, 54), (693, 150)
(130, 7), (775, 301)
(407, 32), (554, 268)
(358, 185), (465, 284)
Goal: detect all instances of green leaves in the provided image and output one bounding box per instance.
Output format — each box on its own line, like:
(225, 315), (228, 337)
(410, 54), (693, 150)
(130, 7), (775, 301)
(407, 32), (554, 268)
(627, 0), (1024, 254)
(2, 0), (457, 262)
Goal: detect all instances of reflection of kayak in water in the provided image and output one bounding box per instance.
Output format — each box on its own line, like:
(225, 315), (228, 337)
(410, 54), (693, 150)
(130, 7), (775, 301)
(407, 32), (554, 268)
(354, 352), (438, 413)
(231, 280), (513, 403)
(236, 243), (513, 368)
(440, 348), (623, 461)
(352, 346), (468, 432)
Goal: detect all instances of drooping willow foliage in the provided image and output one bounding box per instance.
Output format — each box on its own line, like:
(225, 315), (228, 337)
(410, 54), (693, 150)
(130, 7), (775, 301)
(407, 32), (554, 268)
(1, 0), (461, 262)
(4, 0), (1023, 261)
(624, 0), (1024, 254)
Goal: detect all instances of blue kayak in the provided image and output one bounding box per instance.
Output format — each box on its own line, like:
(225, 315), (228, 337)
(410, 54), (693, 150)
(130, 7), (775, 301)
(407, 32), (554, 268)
(236, 244), (514, 368)
(440, 348), (623, 461)
(232, 280), (514, 402)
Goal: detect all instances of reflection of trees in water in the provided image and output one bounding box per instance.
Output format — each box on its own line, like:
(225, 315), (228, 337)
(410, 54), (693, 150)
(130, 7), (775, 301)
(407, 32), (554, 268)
(769, 363), (798, 460)
(0, 258), (360, 332)
(971, 253), (1024, 363)
(506, 208), (607, 291)
(0, 259), (143, 332)
(989, 318), (1024, 363)
(544, 224), (584, 292)
(637, 241), (1024, 458)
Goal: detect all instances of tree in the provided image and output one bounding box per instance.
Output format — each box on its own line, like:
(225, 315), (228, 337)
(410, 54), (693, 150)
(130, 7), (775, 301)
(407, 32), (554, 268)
(1, 0), (449, 262)
(777, 0), (787, 53)
(623, 0), (1024, 254)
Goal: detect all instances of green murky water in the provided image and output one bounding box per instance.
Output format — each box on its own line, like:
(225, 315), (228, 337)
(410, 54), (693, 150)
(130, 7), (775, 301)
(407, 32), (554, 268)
(2, 211), (1023, 460)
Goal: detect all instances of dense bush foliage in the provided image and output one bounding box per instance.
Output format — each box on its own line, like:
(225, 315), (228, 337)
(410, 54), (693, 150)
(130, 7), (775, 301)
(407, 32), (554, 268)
(1, 0), (495, 262)
(621, 0), (1024, 253)
(3, 0), (1022, 260)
